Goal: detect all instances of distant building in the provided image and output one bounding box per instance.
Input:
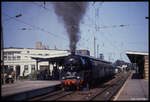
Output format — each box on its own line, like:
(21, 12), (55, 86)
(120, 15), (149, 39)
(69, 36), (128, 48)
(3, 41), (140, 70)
(76, 50), (90, 56)
(99, 53), (104, 60)
(36, 42), (49, 50)
(36, 42), (42, 49)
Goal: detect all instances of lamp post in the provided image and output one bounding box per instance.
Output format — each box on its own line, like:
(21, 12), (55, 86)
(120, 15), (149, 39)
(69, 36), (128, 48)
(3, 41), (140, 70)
(1, 23), (5, 85)
(120, 51), (123, 60)
(1, 13), (22, 85)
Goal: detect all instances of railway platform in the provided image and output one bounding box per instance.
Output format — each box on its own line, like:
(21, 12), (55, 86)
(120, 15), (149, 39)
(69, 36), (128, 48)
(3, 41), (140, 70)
(114, 72), (148, 101)
(1, 80), (60, 101)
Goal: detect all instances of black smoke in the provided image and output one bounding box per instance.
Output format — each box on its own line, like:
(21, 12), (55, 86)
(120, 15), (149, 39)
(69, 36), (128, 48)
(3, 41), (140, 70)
(53, 2), (88, 54)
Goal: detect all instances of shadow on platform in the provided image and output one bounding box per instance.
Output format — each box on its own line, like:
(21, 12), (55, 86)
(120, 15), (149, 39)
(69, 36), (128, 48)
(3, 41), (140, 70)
(131, 73), (143, 79)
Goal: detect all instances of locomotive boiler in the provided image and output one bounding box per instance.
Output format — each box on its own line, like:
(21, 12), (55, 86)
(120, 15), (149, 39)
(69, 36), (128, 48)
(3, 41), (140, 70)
(60, 53), (115, 90)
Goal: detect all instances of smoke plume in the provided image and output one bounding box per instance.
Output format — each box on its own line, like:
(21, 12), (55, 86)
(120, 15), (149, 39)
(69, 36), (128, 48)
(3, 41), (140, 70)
(53, 2), (88, 53)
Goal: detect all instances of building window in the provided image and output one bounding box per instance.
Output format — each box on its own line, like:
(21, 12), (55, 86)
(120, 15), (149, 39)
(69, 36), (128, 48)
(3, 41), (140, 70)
(8, 66), (14, 74)
(4, 52), (8, 55)
(45, 54), (49, 56)
(24, 65), (28, 73)
(17, 56), (21, 60)
(15, 51), (21, 54)
(12, 56), (16, 60)
(4, 65), (8, 73)
(27, 51), (30, 53)
(31, 64), (35, 72)
(4, 56), (7, 60)
(7, 52), (12, 55)
(8, 56), (11, 60)
(9, 66), (14, 69)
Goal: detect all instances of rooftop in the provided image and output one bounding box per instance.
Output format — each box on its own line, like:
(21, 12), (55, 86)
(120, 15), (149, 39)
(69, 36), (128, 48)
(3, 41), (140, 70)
(126, 50), (149, 56)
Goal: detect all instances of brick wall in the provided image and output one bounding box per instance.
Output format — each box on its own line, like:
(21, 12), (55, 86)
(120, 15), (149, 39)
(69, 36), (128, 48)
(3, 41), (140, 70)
(144, 55), (149, 80)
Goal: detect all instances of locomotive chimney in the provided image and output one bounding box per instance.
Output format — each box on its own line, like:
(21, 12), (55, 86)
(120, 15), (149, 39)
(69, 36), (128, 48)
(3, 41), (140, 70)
(71, 47), (75, 55)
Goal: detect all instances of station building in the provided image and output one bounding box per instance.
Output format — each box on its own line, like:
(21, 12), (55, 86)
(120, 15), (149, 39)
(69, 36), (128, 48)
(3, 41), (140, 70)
(2, 47), (90, 77)
(3, 47), (70, 76)
(126, 51), (149, 80)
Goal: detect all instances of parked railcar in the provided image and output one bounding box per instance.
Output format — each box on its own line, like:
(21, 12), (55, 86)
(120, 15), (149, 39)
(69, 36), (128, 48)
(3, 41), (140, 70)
(60, 54), (115, 90)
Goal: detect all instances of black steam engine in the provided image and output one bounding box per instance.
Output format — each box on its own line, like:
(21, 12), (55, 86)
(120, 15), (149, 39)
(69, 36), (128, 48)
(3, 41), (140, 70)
(60, 53), (115, 90)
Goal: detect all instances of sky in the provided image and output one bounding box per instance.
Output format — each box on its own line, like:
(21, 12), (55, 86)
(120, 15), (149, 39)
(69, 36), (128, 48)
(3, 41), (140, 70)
(1, 2), (149, 63)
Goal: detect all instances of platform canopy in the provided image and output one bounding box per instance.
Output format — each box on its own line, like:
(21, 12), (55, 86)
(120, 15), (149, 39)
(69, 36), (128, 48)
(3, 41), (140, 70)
(126, 50), (149, 79)
(126, 50), (148, 63)
(31, 52), (70, 62)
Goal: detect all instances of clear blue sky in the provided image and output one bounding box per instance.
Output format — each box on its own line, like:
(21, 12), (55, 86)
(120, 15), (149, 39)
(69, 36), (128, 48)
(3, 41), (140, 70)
(2, 2), (149, 63)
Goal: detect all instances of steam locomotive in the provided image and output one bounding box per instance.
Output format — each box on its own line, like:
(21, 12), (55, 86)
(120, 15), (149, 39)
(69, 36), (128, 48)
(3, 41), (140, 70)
(60, 53), (115, 90)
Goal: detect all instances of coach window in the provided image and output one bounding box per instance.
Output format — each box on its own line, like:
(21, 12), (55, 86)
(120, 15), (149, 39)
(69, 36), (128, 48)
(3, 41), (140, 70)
(24, 65), (28, 73)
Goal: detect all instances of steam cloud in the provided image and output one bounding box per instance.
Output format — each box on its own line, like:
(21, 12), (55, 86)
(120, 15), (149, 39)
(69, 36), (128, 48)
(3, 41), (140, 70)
(53, 2), (88, 53)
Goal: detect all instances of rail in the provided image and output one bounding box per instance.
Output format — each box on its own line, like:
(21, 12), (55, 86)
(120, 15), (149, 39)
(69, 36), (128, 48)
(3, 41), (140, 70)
(27, 72), (130, 101)
(88, 72), (130, 101)
(27, 90), (74, 101)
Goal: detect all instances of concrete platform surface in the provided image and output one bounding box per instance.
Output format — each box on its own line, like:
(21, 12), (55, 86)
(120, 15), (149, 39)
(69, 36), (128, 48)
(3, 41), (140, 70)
(114, 73), (149, 101)
(2, 80), (60, 100)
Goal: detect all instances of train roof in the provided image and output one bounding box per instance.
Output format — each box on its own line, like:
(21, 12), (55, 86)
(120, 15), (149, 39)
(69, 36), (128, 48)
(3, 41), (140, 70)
(31, 53), (112, 65)
(76, 54), (112, 64)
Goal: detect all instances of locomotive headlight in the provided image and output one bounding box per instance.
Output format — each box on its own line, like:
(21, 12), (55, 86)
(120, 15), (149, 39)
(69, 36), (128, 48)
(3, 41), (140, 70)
(62, 77), (65, 80)
(77, 76), (80, 79)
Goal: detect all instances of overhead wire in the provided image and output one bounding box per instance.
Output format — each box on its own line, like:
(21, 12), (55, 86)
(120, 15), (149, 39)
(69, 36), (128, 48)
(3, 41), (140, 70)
(32, 1), (92, 44)
(3, 2), (131, 57)
(32, 2), (94, 50)
(32, 2), (53, 12)
(89, 3), (126, 60)
(93, 4), (129, 61)
(2, 12), (68, 41)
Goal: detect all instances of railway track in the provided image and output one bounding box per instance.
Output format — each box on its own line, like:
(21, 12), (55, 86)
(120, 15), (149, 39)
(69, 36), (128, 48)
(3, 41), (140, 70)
(87, 72), (131, 101)
(42, 91), (74, 101)
(27, 89), (75, 101)
(27, 72), (130, 101)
